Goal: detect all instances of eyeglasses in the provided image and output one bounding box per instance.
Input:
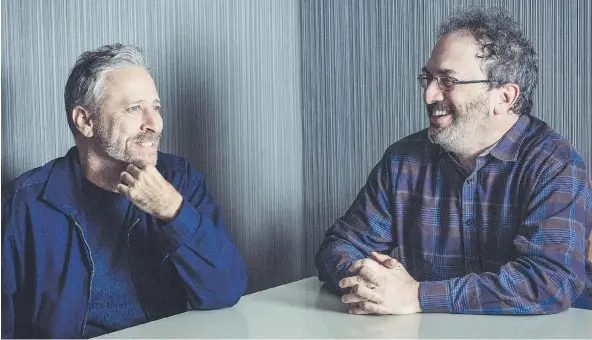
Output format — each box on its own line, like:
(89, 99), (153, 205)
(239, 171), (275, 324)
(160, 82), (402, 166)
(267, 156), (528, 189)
(417, 74), (491, 91)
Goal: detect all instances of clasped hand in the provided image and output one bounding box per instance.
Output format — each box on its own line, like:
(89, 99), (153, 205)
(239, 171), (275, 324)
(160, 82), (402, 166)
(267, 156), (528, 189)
(117, 163), (183, 221)
(338, 252), (422, 315)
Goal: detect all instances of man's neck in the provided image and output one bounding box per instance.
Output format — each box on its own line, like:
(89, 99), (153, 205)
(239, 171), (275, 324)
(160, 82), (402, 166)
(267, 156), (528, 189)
(77, 144), (125, 193)
(453, 142), (496, 173)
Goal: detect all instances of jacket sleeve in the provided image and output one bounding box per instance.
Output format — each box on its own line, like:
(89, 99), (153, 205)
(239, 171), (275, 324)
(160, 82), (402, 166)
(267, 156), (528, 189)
(157, 165), (247, 310)
(2, 192), (20, 339)
(420, 160), (590, 314)
(315, 151), (395, 295)
(2, 228), (16, 338)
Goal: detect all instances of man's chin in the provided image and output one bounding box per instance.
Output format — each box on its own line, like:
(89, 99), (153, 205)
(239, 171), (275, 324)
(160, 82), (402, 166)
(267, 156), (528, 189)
(127, 152), (158, 166)
(428, 126), (443, 142)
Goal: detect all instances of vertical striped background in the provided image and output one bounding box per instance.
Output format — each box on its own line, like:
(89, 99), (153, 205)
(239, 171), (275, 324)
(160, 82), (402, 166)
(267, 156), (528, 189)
(2, 0), (591, 293)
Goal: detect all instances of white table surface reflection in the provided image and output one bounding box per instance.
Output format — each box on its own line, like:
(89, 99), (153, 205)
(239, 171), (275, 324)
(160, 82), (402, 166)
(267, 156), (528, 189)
(97, 277), (592, 339)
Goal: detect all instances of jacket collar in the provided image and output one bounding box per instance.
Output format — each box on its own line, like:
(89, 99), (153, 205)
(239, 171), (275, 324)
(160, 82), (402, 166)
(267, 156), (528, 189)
(40, 146), (87, 218)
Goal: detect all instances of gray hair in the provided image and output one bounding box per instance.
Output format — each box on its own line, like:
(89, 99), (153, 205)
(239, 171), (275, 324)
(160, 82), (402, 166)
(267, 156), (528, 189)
(64, 43), (149, 135)
(438, 7), (538, 115)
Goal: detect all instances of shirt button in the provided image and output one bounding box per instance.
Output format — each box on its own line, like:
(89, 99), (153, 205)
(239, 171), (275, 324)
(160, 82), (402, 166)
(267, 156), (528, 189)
(467, 178), (473, 184)
(465, 219), (474, 226)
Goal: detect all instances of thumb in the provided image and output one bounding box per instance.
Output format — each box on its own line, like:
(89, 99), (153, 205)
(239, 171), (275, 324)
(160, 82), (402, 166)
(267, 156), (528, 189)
(370, 251), (400, 268)
(383, 258), (399, 269)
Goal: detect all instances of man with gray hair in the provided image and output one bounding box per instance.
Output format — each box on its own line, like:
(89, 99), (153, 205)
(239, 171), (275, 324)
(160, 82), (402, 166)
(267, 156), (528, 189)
(2, 44), (247, 338)
(316, 7), (591, 315)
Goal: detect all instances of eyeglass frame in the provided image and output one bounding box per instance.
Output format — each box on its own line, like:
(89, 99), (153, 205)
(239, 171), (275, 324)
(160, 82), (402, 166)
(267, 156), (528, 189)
(417, 73), (492, 91)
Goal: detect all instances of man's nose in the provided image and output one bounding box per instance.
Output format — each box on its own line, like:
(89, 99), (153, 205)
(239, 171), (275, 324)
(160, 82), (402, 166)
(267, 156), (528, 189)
(141, 108), (163, 133)
(424, 79), (444, 104)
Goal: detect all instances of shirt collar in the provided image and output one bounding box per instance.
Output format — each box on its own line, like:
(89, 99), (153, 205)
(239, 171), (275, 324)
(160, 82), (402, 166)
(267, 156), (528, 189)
(432, 114), (531, 162)
(489, 114), (531, 162)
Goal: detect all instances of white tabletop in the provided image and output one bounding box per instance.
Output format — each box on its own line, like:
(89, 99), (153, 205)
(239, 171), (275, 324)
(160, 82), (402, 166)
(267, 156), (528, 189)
(98, 277), (592, 339)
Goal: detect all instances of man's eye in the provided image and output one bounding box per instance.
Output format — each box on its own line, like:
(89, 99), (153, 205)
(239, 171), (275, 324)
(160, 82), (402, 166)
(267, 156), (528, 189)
(154, 106), (162, 114)
(126, 105), (141, 113)
(440, 77), (454, 86)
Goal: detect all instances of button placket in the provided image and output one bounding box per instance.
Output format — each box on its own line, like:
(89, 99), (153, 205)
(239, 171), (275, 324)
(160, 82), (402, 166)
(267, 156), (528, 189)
(462, 173), (478, 271)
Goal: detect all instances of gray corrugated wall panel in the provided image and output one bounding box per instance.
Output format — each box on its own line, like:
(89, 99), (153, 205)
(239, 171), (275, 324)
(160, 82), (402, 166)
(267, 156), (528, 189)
(301, 0), (592, 277)
(1, 0), (303, 293)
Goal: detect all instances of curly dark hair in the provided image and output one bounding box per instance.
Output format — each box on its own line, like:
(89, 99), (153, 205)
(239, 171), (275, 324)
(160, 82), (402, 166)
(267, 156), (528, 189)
(438, 7), (538, 115)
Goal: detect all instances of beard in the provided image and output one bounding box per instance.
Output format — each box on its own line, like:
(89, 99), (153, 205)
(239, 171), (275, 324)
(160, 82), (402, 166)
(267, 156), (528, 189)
(94, 119), (161, 166)
(426, 95), (490, 155)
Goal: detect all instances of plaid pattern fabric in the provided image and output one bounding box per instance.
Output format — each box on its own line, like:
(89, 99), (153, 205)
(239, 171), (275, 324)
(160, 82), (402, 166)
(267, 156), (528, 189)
(315, 114), (592, 314)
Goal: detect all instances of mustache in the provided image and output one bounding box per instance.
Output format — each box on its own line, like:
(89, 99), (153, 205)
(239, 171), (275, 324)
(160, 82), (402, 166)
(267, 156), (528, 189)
(426, 101), (455, 116)
(131, 132), (161, 143)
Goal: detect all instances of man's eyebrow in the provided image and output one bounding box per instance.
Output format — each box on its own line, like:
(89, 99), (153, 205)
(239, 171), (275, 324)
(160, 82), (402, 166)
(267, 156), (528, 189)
(438, 68), (457, 76)
(421, 66), (457, 76)
(120, 99), (161, 105)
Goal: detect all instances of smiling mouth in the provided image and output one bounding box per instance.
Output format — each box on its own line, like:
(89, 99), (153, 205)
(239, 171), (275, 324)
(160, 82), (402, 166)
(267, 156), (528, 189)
(431, 110), (450, 117)
(429, 109), (454, 128)
(136, 141), (157, 148)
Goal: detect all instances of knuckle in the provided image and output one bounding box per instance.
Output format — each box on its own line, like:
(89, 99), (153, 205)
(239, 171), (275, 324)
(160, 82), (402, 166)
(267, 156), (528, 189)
(356, 275), (364, 284)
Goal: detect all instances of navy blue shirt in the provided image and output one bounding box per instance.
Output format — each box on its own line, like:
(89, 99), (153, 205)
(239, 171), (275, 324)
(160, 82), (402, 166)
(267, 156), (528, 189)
(81, 179), (147, 338)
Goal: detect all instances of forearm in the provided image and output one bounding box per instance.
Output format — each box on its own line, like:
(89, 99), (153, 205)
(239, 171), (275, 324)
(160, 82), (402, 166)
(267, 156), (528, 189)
(161, 200), (247, 309)
(419, 256), (586, 314)
(315, 236), (365, 295)
(316, 148), (396, 295)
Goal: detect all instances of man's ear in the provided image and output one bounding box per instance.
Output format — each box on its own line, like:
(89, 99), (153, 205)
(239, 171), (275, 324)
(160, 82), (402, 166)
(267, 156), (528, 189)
(493, 83), (520, 115)
(72, 107), (94, 137)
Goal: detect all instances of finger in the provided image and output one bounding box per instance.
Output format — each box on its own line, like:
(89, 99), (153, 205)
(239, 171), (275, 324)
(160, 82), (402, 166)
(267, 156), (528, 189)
(356, 301), (388, 315)
(370, 251), (391, 263)
(370, 252), (400, 269)
(349, 258), (378, 273)
(341, 292), (367, 304)
(349, 304), (372, 315)
(348, 301), (387, 315)
(126, 163), (142, 177)
(357, 266), (380, 287)
(120, 172), (136, 186)
(339, 272), (378, 289)
(360, 301), (391, 314)
(351, 284), (384, 303)
(117, 183), (130, 197)
(384, 258), (400, 268)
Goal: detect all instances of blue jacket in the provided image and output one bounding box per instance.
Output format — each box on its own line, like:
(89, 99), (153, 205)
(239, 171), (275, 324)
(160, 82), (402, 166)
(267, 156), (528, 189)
(2, 147), (248, 338)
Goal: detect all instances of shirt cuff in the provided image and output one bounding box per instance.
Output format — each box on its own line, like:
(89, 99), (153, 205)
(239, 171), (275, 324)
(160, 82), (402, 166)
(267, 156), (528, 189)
(419, 280), (454, 313)
(158, 198), (202, 252)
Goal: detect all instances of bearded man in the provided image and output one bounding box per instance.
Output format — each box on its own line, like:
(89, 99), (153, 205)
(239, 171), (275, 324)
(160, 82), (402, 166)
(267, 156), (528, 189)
(2, 44), (247, 338)
(315, 7), (591, 315)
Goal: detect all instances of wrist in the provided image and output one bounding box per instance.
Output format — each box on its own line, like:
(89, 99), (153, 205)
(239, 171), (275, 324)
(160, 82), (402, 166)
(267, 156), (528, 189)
(162, 193), (183, 221)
